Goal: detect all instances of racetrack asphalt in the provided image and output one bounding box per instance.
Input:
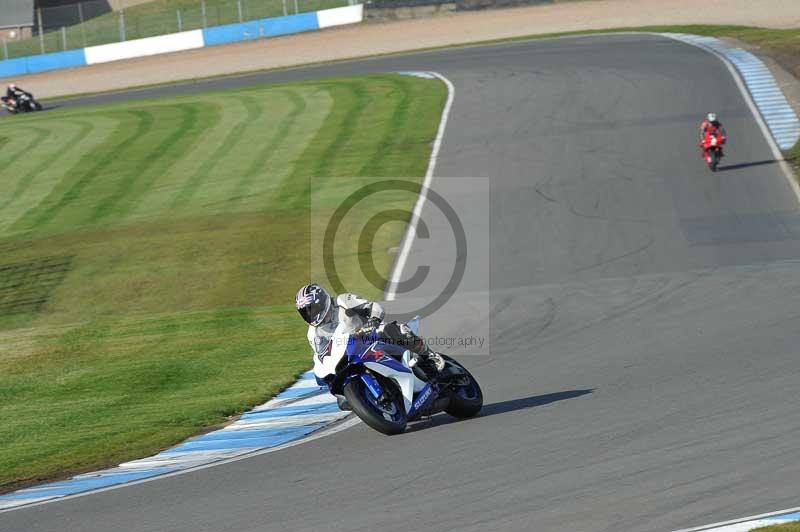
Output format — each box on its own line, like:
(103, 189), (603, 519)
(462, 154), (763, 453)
(5, 34), (800, 532)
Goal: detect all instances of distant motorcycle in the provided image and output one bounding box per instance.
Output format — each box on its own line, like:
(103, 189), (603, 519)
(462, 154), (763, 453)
(1, 92), (43, 114)
(700, 130), (726, 171)
(314, 317), (483, 435)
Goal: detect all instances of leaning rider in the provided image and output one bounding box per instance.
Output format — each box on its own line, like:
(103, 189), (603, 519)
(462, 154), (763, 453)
(3, 83), (26, 109)
(295, 283), (445, 379)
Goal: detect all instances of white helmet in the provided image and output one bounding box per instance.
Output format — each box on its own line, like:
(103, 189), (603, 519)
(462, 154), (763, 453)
(707, 112), (717, 122)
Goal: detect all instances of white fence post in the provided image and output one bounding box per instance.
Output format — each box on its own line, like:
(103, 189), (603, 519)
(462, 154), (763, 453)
(201, 0), (207, 28)
(61, 26), (67, 50)
(177, 9), (183, 32)
(237, 0), (243, 22)
(293, 0), (299, 14)
(77, 2), (87, 47)
(2, 39), (8, 60)
(37, 8), (45, 54)
(281, 0), (287, 17)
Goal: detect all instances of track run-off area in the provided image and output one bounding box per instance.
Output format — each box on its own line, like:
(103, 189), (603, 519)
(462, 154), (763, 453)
(4, 34), (800, 532)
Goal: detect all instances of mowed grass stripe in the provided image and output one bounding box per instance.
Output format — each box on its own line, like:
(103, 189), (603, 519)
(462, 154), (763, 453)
(170, 95), (264, 209)
(0, 116), (118, 236)
(360, 75), (414, 177)
(13, 111), (155, 232)
(189, 93), (281, 212)
(0, 127), (50, 172)
(89, 104), (203, 223)
(127, 101), (227, 221)
(230, 85), (335, 210)
(275, 82), (368, 209)
(226, 90), (307, 211)
(0, 121), (94, 215)
(110, 102), (215, 223)
(323, 78), (414, 178)
(313, 82), (368, 179)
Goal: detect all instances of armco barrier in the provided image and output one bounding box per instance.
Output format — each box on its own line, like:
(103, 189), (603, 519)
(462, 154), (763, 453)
(202, 12), (319, 47)
(0, 4), (364, 80)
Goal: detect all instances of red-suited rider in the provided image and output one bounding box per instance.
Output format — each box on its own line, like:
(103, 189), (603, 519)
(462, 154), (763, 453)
(699, 112), (727, 160)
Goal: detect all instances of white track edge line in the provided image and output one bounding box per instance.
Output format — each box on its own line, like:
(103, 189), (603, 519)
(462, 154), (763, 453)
(384, 71), (455, 301)
(0, 416), (362, 514)
(657, 33), (800, 206)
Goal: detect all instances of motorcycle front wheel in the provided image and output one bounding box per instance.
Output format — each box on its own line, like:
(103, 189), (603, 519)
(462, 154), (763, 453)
(344, 375), (407, 435)
(709, 149), (719, 172)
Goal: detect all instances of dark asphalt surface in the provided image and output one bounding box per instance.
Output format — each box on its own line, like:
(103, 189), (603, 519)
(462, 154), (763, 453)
(6, 34), (800, 532)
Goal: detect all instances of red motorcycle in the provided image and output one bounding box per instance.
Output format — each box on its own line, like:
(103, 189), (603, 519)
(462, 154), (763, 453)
(700, 130), (726, 172)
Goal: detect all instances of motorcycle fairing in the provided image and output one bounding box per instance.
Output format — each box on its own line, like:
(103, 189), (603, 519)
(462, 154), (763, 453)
(313, 315), (431, 414)
(407, 383), (436, 418)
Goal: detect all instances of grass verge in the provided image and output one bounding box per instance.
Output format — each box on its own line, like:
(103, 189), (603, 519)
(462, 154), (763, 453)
(753, 522), (800, 531)
(0, 73), (446, 491)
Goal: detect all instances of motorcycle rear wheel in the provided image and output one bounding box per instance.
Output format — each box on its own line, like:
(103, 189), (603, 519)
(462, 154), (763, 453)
(344, 376), (407, 435)
(441, 355), (483, 419)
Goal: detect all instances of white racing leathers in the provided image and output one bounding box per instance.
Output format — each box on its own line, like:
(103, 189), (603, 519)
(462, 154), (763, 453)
(309, 293), (385, 383)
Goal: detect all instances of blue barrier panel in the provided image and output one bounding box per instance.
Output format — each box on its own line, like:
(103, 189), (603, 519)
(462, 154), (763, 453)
(0, 57), (30, 79)
(202, 12), (319, 47)
(26, 49), (87, 74)
(0, 49), (86, 79)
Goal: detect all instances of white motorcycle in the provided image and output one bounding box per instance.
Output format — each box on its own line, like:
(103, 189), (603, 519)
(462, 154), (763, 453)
(313, 317), (483, 435)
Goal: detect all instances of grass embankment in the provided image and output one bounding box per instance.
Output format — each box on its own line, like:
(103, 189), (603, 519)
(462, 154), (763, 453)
(790, 141), (800, 174)
(753, 522), (800, 531)
(0, 73), (446, 490)
(5, 0), (346, 59)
